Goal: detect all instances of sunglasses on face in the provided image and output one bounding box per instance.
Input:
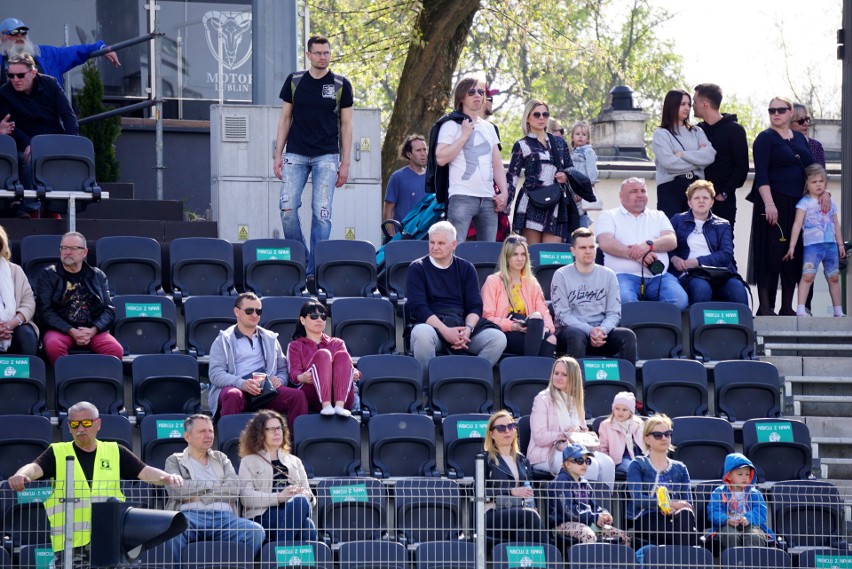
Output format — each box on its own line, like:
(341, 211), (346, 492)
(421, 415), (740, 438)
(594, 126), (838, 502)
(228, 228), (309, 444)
(567, 457), (593, 466)
(5, 29), (27, 36)
(531, 111), (550, 119)
(69, 419), (96, 429)
(307, 313), (327, 321)
(648, 430), (673, 440)
(466, 88), (485, 96)
(768, 107), (790, 115)
(491, 423), (518, 433)
(795, 117), (811, 125)
(7, 72), (30, 79)
(241, 307), (262, 316)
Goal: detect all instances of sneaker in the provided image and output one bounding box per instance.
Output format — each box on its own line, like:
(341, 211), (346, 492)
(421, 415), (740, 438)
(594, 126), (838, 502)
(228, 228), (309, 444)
(334, 405), (351, 417)
(320, 406), (335, 416)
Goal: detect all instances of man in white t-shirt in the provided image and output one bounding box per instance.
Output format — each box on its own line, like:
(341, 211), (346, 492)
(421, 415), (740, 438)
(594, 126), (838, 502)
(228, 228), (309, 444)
(435, 77), (507, 243)
(596, 177), (689, 310)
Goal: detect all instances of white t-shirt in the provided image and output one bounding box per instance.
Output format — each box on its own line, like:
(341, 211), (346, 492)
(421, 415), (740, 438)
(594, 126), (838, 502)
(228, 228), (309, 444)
(437, 118), (500, 198)
(596, 205), (675, 277)
(686, 219), (712, 260)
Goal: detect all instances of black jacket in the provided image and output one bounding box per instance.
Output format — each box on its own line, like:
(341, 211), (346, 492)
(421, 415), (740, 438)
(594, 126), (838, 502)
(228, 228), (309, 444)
(0, 73), (79, 151)
(485, 452), (534, 499)
(425, 110), (468, 205)
(697, 114), (749, 197)
(35, 262), (115, 333)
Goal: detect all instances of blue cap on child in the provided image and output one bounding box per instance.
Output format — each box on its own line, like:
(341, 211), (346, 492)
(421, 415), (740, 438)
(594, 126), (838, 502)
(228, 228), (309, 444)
(563, 443), (594, 462)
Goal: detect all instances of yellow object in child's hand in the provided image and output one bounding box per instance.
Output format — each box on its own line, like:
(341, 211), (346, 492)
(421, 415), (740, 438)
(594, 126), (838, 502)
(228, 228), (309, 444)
(657, 486), (671, 514)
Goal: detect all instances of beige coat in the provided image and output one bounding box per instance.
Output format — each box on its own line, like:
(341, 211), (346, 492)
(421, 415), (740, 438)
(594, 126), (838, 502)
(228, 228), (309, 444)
(9, 262), (38, 336)
(238, 449), (314, 519)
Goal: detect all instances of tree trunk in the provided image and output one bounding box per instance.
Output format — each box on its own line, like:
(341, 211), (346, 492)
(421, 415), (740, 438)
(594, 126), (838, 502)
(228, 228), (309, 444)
(379, 0), (481, 195)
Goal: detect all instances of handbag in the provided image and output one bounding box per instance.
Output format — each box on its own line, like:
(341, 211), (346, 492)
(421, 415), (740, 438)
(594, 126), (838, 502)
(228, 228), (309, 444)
(688, 266), (738, 288)
(244, 370), (278, 410)
(569, 431), (601, 451)
(526, 183), (563, 208)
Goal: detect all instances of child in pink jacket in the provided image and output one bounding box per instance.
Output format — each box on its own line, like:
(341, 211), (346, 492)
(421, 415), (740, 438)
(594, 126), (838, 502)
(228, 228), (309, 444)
(597, 392), (645, 476)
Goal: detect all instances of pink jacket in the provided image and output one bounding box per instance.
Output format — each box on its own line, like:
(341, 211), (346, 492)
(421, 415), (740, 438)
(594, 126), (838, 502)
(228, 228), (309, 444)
(597, 417), (646, 466)
(526, 389), (584, 465)
(480, 273), (555, 333)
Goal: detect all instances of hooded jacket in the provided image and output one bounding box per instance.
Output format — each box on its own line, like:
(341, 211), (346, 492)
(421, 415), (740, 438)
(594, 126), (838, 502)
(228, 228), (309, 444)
(549, 468), (606, 527)
(708, 453), (774, 537)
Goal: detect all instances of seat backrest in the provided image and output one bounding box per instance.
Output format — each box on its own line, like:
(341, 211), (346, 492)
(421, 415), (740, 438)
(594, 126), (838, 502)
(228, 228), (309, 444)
(442, 413), (490, 478)
(643, 545), (714, 569)
(293, 414), (362, 477)
(566, 543), (637, 569)
(720, 546), (792, 569)
(132, 353), (201, 417)
(415, 540), (476, 569)
(713, 360), (781, 422)
(742, 418), (812, 481)
(183, 296), (238, 358)
(621, 301), (684, 359)
(428, 355), (494, 420)
(492, 542), (562, 569)
(369, 413), (438, 478)
(0, 415), (53, 479)
(0, 354), (48, 416)
(96, 236), (163, 295)
(499, 357), (553, 418)
(455, 241), (503, 288)
(315, 478), (388, 543)
(53, 354), (124, 416)
(20, 234), (62, 289)
(169, 237), (235, 299)
(770, 481), (845, 549)
(394, 478), (462, 544)
(671, 416), (735, 480)
(331, 297), (396, 356)
(259, 541), (333, 569)
(356, 354), (423, 420)
(258, 296), (308, 352)
(30, 134), (98, 193)
(181, 540), (254, 569)
(382, 239), (429, 302)
(113, 295), (178, 356)
(61, 414), (133, 449)
(140, 414), (190, 470)
(242, 238), (307, 297)
(528, 243), (574, 301)
(0, 134), (22, 192)
(216, 413), (253, 469)
(642, 359), (708, 417)
(689, 302), (755, 361)
(314, 239), (378, 299)
(338, 540), (407, 569)
(578, 358), (636, 419)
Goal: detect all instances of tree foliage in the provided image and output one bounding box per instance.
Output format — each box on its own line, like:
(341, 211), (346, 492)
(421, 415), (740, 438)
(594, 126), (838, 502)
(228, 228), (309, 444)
(78, 60), (121, 182)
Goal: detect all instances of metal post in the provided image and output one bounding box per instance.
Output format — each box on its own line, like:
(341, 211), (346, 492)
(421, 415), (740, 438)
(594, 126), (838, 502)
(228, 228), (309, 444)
(841, 0), (852, 308)
(62, 456), (75, 569)
(474, 453), (486, 569)
(67, 196), (76, 233)
(152, 0), (165, 201)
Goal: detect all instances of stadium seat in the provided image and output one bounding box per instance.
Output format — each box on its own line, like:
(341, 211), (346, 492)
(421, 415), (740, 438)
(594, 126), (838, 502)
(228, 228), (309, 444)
(395, 478), (463, 545)
(769, 481), (847, 550)
(18, 546), (57, 569)
(742, 418), (812, 482)
(0, 415), (52, 480)
(20, 234), (62, 289)
(492, 542), (562, 569)
(442, 413), (490, 479)
(428, 355), (494, 423)
(169, 237), (237, 304)
(529, 242), (574, 301)
(720, 546), (792, 569)
(30, 134), (101, 208)
(671, 416), (735, 480)
(0, 354), (49, 417)
(380, 239), (429, 307)
(133, 541), (176, 569)
(259, 295), (308, 353)
(216, 413), (253, 471)
(0, 134), (23, 199)
(54, 354), (125, 418)
(140, 413), (189, 470)
(713, 360), (781, 422)
(133, 353), (201, 419)
(643, 545), (714, 569)
(2, 480), (52, 547)
(415, 540), (476, 569)
(796, 548), (849, 568)
(455, 241), (502, 288)
(356, 354), (423, 423)
(330, 297), (396, 357)
(578, 358), (636, 419)
(499, 356), (553, 418)
(689, 302), (756, 362)
(293, 414), (363, 477)
(691, 479), (724, 535)
(242, 238), (309, 297)
(183, 295), (237, 358)
(61, 414), (133, 449)
(315, 478), (388, 543)
(566, 542), (637, 569)
(181, 540), (255, 569)
(96, 236), (164, 295)
(641, 359), (709, 417)
(258, 541), (333, 569)
(338, 540), (406, 569)
(314, 239), (380, 302)
(112, 295), (178, 357)
(369, 413), (439, 478)
(621, 301), (684, 360)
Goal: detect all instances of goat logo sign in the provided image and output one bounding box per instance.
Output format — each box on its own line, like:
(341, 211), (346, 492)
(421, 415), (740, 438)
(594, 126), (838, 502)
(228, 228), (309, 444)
(203, 11), (252, 71)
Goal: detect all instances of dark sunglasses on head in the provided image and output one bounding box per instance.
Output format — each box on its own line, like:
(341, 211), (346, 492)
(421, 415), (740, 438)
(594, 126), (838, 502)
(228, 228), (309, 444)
(767, 107), (790, 115)
(506, 235), (527, 245)
(795, 117), (811, 125)
(241, 307), (262, 316)
(7, 72), (29, 79)
(568, 457), (593, 466)
(491, 423), (518, 433)
(466, 88), (485, 96)
(308, 313), (327, 321)
(648, 430), (673, 440)
(5, 29), (27, 36)
(69, 419), (96, 429)
(531, 111), (550, 119)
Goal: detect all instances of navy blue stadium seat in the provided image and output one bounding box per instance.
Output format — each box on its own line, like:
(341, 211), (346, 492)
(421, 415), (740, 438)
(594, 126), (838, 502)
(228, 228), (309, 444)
(621, 301), (684, 360)
(0, 354), (49, 417)
(133, 353), (201, 419)
(369, 413), (439, 478)
(315, 478), (388, 544)
(713, 360), (781, 422)
(499, 356), (553, 418)
(112, 295), (178, 357)
(169, 237), (237, 304)
(356, 354), (423, 423)
(642, 358), (709, 417)
(242, 238), (308, 297)
(96, 236), (164, 295)
(742, 418), (812, 482)
(314, 239), (380, 302)
(293, 414), (363, 478)
(428, 355), (494, 423)
(54, 354), (125, 418)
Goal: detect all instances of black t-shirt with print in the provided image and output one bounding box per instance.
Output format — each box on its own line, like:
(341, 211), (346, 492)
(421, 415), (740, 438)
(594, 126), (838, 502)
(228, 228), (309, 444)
(57, 270), (94, 326)
(279, 70), (353, 157)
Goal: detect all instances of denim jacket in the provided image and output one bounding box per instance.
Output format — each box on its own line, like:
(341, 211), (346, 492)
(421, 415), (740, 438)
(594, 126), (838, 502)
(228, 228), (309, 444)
(626, 455), (692, 520)
(549, 469), (606, 527)
(669, 210), (738, 278)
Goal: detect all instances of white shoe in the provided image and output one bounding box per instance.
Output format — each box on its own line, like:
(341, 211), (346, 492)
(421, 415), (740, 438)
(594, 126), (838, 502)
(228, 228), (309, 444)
(334, 405), (351, 417)
(320, 406), (336, 416)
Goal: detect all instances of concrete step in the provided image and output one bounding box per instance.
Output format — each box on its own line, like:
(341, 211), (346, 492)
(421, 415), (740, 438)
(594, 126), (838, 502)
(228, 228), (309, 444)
(791, 395), (852, 416)
(764, 343), (852, 356)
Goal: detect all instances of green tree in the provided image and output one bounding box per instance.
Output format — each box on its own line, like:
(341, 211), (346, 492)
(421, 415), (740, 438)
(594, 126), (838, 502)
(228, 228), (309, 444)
(77, 60), (121, 182)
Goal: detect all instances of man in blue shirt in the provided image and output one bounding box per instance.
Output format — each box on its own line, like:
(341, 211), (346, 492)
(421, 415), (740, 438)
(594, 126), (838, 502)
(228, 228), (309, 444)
(383, 134), (427, 233)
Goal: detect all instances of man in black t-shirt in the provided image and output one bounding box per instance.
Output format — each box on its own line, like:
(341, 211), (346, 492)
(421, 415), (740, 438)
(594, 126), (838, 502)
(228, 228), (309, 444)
(272, 34), (353, 277)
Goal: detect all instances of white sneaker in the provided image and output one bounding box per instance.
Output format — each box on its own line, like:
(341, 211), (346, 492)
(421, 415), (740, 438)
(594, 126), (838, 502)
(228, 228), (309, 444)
(334, 405), (351, 417)
(320, 406), (336, 416)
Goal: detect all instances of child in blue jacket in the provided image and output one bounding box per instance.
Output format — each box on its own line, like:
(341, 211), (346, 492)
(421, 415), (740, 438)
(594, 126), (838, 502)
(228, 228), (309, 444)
(708, 453), (775, 550)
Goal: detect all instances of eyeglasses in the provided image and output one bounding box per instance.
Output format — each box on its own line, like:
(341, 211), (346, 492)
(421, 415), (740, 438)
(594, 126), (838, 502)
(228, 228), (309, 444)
(466, 88), (486, 96)
(307, 313), (327, 321)
(7, 72), (30, 79)
(59, 245), (85, 252)
(240, 307), (263, 316)
(505, 235), (527, 245)
(795, 117), (811, 125)
(648, 430), (673, 440)
(69, 419), (96, 429)
(491, 423), (518, 433)
(264, 425), (284, 432)
(309, 51), (330, 57)
(567, 457), (593, 466)
(531, 111), (550, 119)
(4, 29), (27, 36)
(768, 107), (790, 115)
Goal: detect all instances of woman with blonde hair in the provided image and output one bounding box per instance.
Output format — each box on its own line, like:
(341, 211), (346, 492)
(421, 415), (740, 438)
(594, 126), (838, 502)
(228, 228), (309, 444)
(238, 409), (316, 543)
(527, 357), (615, 486)
(481, 234), (556, 356)
(0, 225), (37, 355)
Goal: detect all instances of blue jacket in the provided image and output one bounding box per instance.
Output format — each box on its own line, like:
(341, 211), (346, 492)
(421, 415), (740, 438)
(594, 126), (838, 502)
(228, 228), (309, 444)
(708, 453), (774, 538)
(626, 455), (692, 520)
(669, 210), (738, 278)
(549, 468), (606, 527)
(2, 42), (107, 89)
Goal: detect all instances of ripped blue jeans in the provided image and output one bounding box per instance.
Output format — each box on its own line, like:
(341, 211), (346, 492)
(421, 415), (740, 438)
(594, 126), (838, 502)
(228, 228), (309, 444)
(279, 152), (339, 275)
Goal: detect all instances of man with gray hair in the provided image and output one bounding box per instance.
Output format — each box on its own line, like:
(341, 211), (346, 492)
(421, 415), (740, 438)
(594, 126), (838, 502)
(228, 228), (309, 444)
(405, 221), (507, 379)
(35, 231), (124, 364)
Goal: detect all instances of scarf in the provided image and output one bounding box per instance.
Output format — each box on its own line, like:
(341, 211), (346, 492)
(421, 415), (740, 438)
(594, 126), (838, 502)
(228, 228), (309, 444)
(0, 259), (17, 352)
(613, 416), (643, 460)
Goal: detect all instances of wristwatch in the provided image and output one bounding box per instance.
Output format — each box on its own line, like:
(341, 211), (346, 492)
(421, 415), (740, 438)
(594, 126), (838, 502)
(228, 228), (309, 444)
(645, 240), (654, 251)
